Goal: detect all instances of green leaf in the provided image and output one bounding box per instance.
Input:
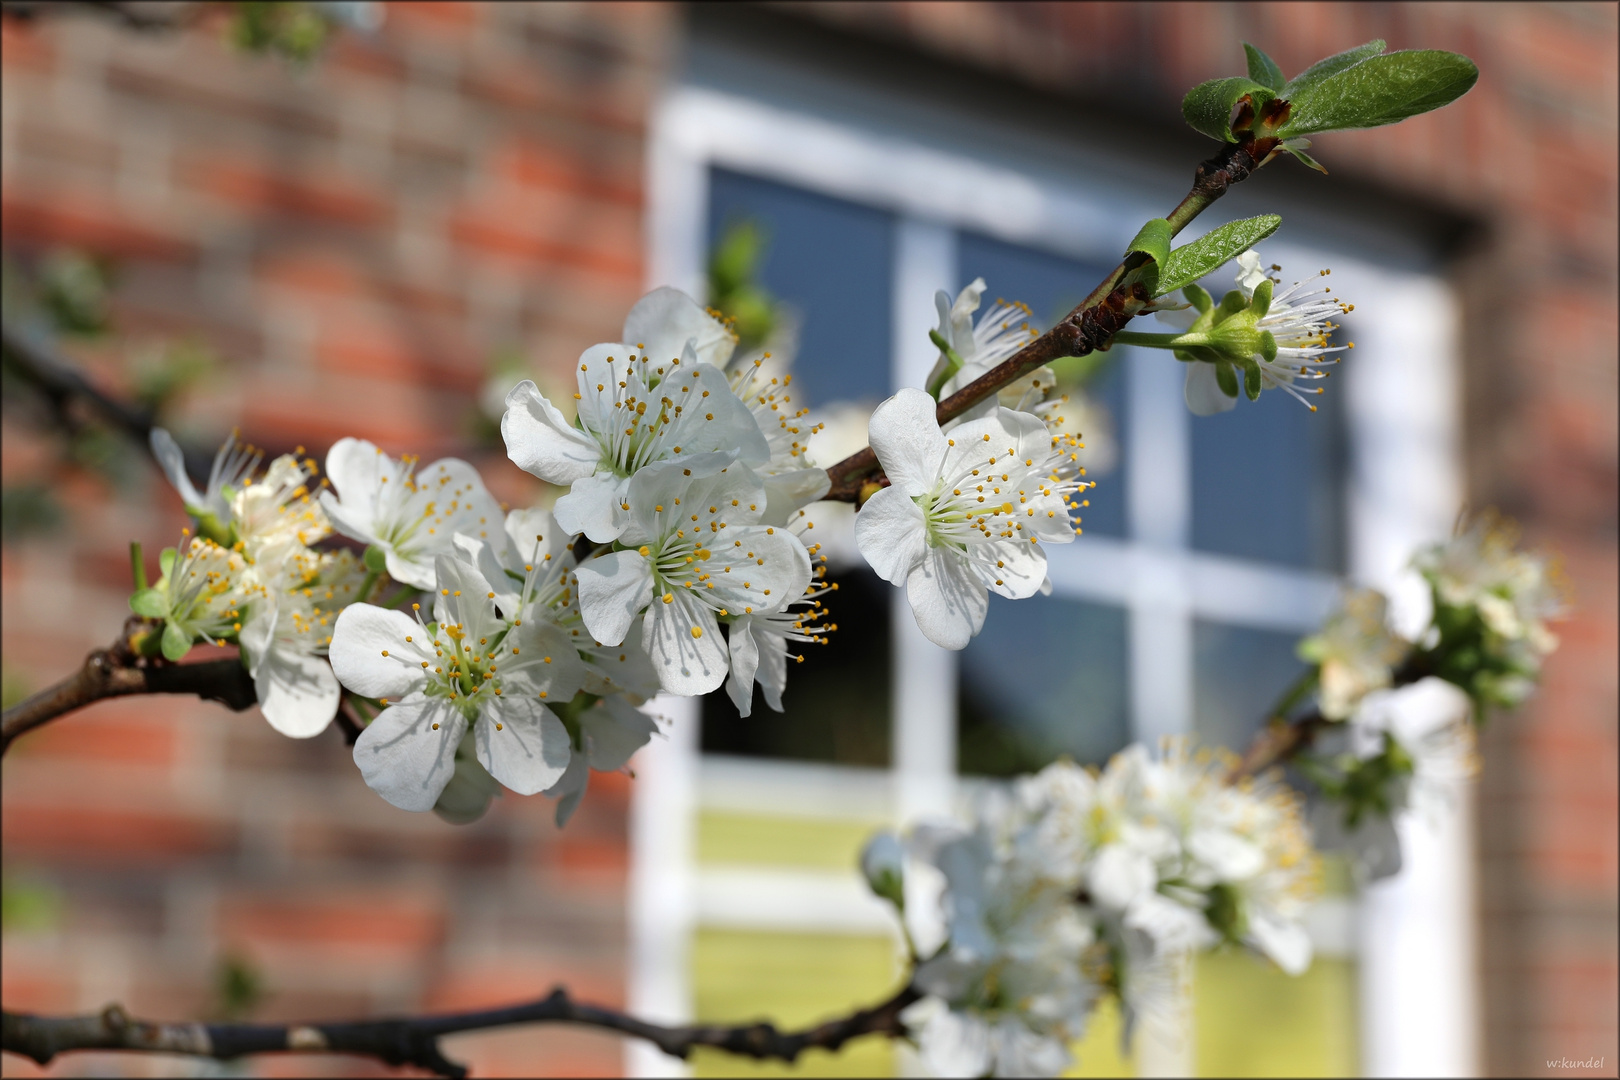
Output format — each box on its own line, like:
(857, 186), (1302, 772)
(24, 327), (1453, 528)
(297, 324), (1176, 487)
(129, 589), (167, 619)
(1244, 43), (1285, 92)
(1279, 50), (1479, 138)
(1182, 77), (1276, 142)
(1281, 40), (1388, 99)
(161, 621), (192, 662)
(1244, 361), (1263, 401)
(1156, 215), (1282, 297)
(1126, 218), (1172, 267)
(1286, 145), (1329, 174)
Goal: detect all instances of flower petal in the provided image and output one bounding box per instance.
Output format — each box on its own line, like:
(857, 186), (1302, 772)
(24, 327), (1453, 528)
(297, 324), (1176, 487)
(553, 470), (629, 544)
(904, 545), (989, 650)
(254, 646), (340, 738)
(623, 286), (737, 369)
(501, 618), (589, 703)
(581, 695), (660, 772)
(149, 428), (206, 510)
(642, 590), (728, 695)
(329, 604), (430, 700)
(760, 467), (832, 526)
(1184, 362), (1238, 415)
(501, 379), (601, 485)
(574, 549), (654, 646)
(724, 616), (760, 716)
(353, 695), (465, 811)
(474, 696), (572, 796)
(867, 388), (947, 497)
(854, 485), (928, 586)
(976, 539), (1047, 600)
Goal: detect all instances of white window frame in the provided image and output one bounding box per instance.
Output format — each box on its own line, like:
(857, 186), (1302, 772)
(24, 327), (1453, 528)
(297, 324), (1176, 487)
(629, 84), (1472, 1078)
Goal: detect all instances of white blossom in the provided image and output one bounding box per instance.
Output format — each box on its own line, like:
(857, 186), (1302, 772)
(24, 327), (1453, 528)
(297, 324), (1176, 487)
(572, 452), (811, 696)
(927, 280), (1040, 419)
(318, 438), (502, 591)
(501, 287), (769, 543)
(1298, 588), (1408, 720)
(230, 452), (329, 564)
(1415, 514), (1565, 654)
(330, 553), (585, 811)
(150, 428), (261, 530)
(854, 389), (1079, 649)
(724, 353), (830, 524)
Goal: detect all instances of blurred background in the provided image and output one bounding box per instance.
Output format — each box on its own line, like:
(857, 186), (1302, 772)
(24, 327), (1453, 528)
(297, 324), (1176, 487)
(1, 3), (1614, 1077)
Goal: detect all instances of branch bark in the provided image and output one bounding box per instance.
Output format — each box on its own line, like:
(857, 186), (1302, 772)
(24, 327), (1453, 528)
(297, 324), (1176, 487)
(821, 138), (1271, 503)
(3, 983), (920, 1079)
(0, 618), (256, 755)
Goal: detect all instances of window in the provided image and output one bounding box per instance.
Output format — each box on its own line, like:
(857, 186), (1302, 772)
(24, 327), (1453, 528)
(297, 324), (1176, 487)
(631, 42), (1467, 1078)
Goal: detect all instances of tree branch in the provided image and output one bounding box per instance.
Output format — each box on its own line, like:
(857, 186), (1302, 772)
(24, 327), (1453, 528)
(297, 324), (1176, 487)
(3, 983), (921, 1078)
(821, 138), (1270, 503)
(0, 1), (203, 31)
(0, 618), (256, 755)
(1229, 650), (1435, 781)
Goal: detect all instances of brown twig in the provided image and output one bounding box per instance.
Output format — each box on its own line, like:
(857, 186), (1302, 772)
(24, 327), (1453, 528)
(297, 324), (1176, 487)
(821, 138), (1271, 503)
(0, 1), (203, 31)
(1229, 651), (1436, 781)
(2, 983), (921, 1079)
(0, 618), (256, 755)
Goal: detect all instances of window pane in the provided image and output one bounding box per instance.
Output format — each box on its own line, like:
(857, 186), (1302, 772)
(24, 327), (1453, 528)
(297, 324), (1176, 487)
(701, 569), (891, 766)
(1192, 619), (1309, 755)
(958, 595), (1130, 776)
(1189, 316), (1350, 572)
(958, 232), (1127, 538)
(708, 168), (894, 406)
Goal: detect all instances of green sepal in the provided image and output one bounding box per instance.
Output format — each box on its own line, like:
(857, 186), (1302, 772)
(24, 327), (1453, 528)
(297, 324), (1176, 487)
(194, 511), (234, 547)
(1182, 283), (1213, 314)
(1215, 360), (1239, 399)
(926, 329), (967, 399)
(1244, 361), (1263, 401)
(363, 544), (389, 573)
(1278, 50), (1479, 138)
(1243, 42), (1285, 92)
(129, 588), (167, 619)
(1250, 278), (1274, 319)
(1286, 145), (1329, 174)
(1217, 289), (1249, 321)
(1157, 215), (1282, 298)
(1281, 40), (1388, 99)
(159, 546), (177, 578)
(1182, 76), (1276, 142)
(1259, 330), (1278, 363)
(161, 621), (192, 662)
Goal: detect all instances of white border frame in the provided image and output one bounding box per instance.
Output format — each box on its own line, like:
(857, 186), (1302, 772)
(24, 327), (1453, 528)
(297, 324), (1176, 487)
(631, 84), (1471, 1079)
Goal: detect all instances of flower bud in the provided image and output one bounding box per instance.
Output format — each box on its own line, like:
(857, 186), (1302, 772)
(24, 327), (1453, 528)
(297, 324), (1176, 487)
(860, 830), (906, 908)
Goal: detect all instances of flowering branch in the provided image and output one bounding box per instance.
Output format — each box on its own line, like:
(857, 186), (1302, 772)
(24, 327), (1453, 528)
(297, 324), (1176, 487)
(0, 617), (256, 756)
(822, 138), (1271, 503)
(2, 983), (921, 1079)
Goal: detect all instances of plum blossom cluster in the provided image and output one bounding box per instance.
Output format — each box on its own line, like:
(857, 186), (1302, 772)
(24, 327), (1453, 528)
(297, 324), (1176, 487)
(325, 288), (834, 822)
(864, 742), (1317, 1078)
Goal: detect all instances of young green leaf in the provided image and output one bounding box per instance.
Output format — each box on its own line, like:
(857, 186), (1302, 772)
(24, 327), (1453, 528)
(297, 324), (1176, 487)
(1182, 77), (1276, 142)
(1126, 218), (1172, 268)
(1156, 215), (1282, 297)
(1279, 50), (1478, 137)
(1243, 43), (1285, 92)
(1281, 39), (1388, 99)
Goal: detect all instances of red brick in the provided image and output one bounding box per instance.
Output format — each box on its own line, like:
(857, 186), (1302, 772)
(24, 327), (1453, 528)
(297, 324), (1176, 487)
(216, 893), (446, 953)
(0, 197), (197, 264)
(181, 160), (393, 229)
(1, 805), (238, 863)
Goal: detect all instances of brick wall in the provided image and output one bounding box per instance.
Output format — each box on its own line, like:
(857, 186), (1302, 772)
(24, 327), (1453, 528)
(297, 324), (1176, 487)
(2, 3), (1615, 1077)
(2, 4), (674, 1076)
